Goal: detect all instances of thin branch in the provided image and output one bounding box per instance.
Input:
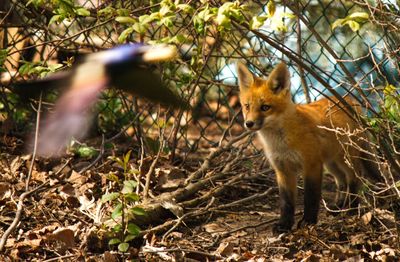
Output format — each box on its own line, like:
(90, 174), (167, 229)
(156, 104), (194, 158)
(26, 91), (42, 191)
(0, 183), (46, 251)
(143, 121), (166, 199)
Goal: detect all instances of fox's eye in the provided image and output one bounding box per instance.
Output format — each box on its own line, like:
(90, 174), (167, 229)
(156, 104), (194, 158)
(244, 104), (250, 110)
(260, 104), (270, 111)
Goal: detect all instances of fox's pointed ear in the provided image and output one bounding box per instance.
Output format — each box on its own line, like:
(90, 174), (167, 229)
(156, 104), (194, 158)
(267, 62), (291, 93)
(236, 62), (254, 90)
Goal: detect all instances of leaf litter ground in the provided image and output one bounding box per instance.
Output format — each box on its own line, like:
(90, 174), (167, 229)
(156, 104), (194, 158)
(0, 134), (399, 261)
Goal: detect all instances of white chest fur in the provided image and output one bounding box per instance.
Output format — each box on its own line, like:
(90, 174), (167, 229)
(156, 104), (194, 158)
(257, 128), (303, 174)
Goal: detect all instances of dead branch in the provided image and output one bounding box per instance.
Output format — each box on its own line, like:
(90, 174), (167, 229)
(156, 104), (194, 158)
(140, 186), (275, 237)
(0, 184), (44, 251)
(144, 122), (165, 199)
(185, 130), (252, 184)
(26, 92), (42, 191)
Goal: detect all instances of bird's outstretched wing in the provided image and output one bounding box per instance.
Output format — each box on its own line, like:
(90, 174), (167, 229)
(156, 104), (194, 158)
(13, 44), (189, 157)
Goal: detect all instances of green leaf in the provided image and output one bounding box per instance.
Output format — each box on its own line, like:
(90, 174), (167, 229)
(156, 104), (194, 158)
(108, 238), (121, 245)
(282, 12), (296, 19)
(108, 156), (124, 168)
(250, 16), (268, 30)
(332, 18), (345, 30)
(121, 180), (137, 194)
(130, 207), (146, 216)
(124, 234), (137, 242)
(115, 16), (136, 24)
(197, 8), (214, 23)
(48, 63), (63, 72)
(139, 14), (155, 25)
(128, 168), (140, 175)
(98, 6), (115, 18)
(267, 0), (276, 17)
(118, 242), (129, 252)
(75, 145), (98, 158)
(113, 224), (122, 232)
(0, 49), (8, 66)
(106, 172), (120, 183)
(384, 84), (396, 95)
(118, 26), (134, 43)
(123, 150), (132, 167)
(127, 223), (140, 235)
(344, 20), (360, 32)
(159, 5), (171, 17)
(160, 16), (174, 28)
(19, 62), (35, 76)
(332, 12), (369, 31)
(116, 8), (130, 16)
(216, 13), (230, 29)
(348, 12), (369, 22)
(111, 203), (123, 219)
(177, 4), (193, 14)
(49, 14), (62, 25)
(132, 22), (146, 35)
(76, 7), (90, 16)
(124, 193), (140, 202)
(101, 192), (120, 202)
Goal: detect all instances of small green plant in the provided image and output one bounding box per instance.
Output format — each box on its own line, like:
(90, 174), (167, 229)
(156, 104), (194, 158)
(332, 11), (369, 32)
(102, 150), (146, 252)
(367, 84), (400, 153)
(27, 0), (90, 25)
(19, 60), (64, 78)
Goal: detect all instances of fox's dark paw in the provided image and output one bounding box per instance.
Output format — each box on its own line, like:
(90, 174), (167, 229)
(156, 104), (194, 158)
(272, 221), (292, 234)
(296, 216), (317, 229)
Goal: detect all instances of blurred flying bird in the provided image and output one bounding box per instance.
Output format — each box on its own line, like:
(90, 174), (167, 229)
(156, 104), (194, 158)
(13, 44), (188, 157)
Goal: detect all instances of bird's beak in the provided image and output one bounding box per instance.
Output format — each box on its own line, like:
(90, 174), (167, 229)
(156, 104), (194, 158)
(141, 45), (178, 63)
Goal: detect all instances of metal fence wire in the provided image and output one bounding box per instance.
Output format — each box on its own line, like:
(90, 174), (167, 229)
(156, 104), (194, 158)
(1, 0), (399, 162)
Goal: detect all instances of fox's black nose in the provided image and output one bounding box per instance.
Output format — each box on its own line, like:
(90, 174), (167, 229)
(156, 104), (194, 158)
(245, 121), (254, 128)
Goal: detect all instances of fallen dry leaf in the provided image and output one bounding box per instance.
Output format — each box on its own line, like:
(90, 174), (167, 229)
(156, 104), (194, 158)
(362, 211), (372, 225)
(214, 242), (234, 257)
(32, 170), (47, 182)
(0, 182), (11, 200)
(68, 170), (88, 185)
(46, 227), (75, 252)
(104, 251), (118, 262)
(155, 167), (186, 191)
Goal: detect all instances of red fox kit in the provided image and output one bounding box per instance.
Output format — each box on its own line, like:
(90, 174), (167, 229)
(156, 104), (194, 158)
(237, 62), (379, 232)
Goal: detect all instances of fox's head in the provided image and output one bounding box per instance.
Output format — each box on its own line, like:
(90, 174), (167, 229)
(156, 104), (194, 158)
(236, 62), (293, 131)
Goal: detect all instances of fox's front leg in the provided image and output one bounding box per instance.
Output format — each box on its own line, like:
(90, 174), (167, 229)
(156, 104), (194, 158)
(300, 164), (323, 226)
(274, 169), (297, 233)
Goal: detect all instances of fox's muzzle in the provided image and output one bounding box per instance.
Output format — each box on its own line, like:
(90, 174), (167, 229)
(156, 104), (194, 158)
(244, 119), (263, 131)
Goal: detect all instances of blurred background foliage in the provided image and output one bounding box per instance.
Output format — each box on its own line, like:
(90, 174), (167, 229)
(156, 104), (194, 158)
(0, 0), (399, 174)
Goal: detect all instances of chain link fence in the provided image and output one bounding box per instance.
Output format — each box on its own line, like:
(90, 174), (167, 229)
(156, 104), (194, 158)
(1, 0), (399, 167)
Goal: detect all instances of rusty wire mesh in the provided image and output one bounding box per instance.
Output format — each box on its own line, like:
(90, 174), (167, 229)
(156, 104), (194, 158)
(0, 0), (399, 165)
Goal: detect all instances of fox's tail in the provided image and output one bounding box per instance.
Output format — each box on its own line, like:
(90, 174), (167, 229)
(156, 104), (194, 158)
(360, 150), (384, 183)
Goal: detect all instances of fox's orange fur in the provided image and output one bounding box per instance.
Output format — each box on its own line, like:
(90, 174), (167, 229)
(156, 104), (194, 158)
(237, 62), (378, 232)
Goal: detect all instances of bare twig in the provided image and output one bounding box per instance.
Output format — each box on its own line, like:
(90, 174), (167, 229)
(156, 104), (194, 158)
(185, 130), (252, 184)
(0, 157), (71, 252)
(141, 247), (222, 260)
(26, 92), (42, 191)
(143, 119), (166, 199)
(0, 183), (46, 251)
